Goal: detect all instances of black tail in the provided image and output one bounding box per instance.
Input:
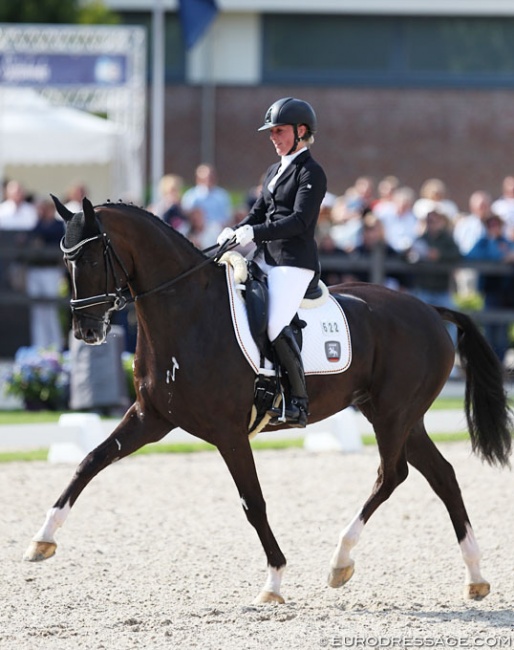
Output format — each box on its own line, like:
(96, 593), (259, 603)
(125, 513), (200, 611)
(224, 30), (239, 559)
(435, 307), (512, 467)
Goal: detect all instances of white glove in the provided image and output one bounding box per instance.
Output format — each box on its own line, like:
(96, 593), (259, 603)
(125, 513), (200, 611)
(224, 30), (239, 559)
(235, 225), (254, 247)
(217, 227), (235, 246)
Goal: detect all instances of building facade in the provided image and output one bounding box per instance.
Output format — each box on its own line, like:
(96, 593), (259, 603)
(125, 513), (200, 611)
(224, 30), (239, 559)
(106, 0), (514, 208)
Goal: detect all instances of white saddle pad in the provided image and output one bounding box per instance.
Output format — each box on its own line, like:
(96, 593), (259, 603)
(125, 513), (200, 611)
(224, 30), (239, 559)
(223, 264), (352, 376)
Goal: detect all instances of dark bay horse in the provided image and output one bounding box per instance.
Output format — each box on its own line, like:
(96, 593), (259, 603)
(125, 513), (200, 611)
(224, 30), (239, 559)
(24, 197), (512, 604)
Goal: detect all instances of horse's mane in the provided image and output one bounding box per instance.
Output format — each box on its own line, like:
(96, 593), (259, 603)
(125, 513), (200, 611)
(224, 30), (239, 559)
(97, 201), (209, 260)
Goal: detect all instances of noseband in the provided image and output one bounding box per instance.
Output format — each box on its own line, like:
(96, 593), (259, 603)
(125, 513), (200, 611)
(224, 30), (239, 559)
(60, 231), (131, 317)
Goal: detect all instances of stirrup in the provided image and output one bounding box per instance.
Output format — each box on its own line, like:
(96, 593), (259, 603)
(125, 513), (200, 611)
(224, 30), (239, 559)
(267, 399), (308, 429)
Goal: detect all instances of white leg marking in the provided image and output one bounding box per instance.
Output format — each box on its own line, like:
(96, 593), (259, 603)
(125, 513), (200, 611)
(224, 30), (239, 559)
(33, 503), (71, 544)
(331, 510), (365, 569)
(460, 523), (486, 585)
(262, 566), (285, 597)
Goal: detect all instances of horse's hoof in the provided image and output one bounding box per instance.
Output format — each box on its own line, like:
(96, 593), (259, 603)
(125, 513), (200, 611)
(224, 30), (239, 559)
(23, 541), (57, 562)
(254, 590), (285, 605)
(327, 562), (355, 588)
(465, 581), (490, 600)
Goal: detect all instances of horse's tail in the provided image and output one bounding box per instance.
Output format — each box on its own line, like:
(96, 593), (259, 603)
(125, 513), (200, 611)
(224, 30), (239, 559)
(435, 306), (512, 468)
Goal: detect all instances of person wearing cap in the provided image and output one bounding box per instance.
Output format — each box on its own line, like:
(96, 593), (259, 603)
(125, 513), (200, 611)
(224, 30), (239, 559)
(466, 213), (514, 364)
(217, 97), (327, 427)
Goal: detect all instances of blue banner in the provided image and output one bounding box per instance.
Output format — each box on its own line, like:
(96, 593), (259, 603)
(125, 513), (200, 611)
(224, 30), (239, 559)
(178, 0), (219, 50)
(0, 53), (128, 87)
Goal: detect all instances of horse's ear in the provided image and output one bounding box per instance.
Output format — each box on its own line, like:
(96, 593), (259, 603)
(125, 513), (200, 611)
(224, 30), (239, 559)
(50, 194), (74, 222)
(82, 197), (96, 224)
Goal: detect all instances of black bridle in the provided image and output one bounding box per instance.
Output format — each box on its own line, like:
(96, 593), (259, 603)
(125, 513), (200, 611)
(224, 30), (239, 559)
(60, 227), (235, 318)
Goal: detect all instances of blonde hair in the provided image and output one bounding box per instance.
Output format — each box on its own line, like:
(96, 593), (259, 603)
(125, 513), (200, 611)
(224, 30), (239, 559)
(419, 178), (447, 201)
(158, 174), (183, 196)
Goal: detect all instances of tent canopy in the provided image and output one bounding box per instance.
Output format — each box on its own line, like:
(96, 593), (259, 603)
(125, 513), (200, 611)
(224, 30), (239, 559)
(0, 88), (138, 203)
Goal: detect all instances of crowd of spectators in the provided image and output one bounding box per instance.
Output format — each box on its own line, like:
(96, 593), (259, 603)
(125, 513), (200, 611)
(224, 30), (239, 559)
(2, 169), (514, 368)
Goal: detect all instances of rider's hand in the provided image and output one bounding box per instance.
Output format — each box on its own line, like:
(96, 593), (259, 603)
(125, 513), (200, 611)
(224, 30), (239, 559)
(235, 225), (254, 247)
(217, 227), (235, 246)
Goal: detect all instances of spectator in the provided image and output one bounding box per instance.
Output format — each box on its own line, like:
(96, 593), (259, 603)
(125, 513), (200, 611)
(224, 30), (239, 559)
(64, 182), (88, 213)
(181, 163), (232, 238)
(466, 214), (514, 364)
(345, 175), (376, 216)
(453, 190), (491, 255)
(148, 174), (185, 223)
(24, 198), (66, 349)
(0, 180), (37, 231)
(317, 231), (350, 286)
(316, 191), (337, 239)
(160, 175), (188, 233)
(184, 206), (221, 249)
(329, 195), (363, 252)
(453, 190), (492, 298)
(491, 175), (514, 239)
(349, 213), (408, 290)
(408, 209), (461, 310)
(377, 186), (420, 254)
(413, 178), (459, 222)
(373, 175), (401, 216)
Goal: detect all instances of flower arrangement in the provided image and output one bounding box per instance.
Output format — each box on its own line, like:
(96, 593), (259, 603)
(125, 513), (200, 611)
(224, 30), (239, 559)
(3, 346), (70, 410)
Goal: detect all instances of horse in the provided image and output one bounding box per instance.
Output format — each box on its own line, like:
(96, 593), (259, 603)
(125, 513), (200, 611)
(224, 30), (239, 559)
(23, 196), (512, 605)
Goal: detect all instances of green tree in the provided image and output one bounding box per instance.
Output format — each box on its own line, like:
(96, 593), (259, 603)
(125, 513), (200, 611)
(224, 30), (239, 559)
(0, 0), (119, 24)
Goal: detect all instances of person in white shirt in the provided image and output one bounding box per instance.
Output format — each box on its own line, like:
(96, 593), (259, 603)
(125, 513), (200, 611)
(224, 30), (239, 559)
(412, 178), (459, 222)
(376, 186), (420, 253)
(453, 190), (491, 255)
(491, 175), (514, 239)
(0, 180), (37, 231)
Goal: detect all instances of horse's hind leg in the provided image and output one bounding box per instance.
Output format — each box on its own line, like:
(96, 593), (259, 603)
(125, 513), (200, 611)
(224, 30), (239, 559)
(328, 435), (410, 589)
(24, 406), (171, 562)
(406, 423), (490, 600)
(218, 438), (287, 605)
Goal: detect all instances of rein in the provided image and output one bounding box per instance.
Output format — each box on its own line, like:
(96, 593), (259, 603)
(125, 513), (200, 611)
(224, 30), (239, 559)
(61, 228), (236, 315)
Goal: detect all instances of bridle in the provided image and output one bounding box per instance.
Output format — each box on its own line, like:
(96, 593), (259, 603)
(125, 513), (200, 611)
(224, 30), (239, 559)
(60, 224), (235, 320)
(61, 231), (131, 318)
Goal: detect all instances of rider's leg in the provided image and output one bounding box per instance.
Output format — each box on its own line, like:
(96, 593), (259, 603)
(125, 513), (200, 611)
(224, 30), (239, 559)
(265, 265), (314, 428)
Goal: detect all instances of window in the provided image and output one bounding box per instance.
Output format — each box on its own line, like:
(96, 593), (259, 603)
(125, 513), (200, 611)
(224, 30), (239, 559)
(263, 14), (514, 87)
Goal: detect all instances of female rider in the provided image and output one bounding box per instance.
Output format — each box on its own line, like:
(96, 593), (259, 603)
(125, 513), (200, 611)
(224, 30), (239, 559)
(218, 97), (327, 427)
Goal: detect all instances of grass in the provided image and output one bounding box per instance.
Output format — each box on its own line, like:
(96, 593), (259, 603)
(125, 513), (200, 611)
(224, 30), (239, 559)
(0, 396), (475, 462)
(0, 431), (471, 463)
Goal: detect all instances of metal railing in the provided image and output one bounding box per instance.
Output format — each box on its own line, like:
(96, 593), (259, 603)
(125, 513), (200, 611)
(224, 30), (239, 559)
(1, 243), (513, 326)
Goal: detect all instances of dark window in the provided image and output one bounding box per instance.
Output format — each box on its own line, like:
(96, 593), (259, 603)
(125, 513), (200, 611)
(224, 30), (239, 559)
(263, 14), (514, 87)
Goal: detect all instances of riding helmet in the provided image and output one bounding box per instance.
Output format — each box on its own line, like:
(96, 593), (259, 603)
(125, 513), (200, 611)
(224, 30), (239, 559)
(258, 97), (317, 136)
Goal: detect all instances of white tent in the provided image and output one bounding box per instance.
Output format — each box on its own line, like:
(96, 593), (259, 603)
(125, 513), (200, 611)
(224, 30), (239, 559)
(0, 88), (140, 203)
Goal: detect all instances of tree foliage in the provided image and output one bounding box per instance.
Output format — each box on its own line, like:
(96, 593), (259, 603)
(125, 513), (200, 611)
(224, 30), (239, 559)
(0, 0), (119, 25)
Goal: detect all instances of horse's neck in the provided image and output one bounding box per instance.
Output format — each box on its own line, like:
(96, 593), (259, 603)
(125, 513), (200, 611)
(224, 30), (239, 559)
(114, 215), (207, 290)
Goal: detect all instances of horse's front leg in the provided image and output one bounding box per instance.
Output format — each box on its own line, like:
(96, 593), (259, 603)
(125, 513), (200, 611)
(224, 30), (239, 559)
(218, 439), (287, 604)
(24, 405), (171, 562)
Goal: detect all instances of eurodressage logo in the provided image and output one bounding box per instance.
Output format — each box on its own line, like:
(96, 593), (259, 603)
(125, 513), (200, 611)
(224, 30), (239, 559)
(319, 636), (514, 647)
(325, 341), (341, 363)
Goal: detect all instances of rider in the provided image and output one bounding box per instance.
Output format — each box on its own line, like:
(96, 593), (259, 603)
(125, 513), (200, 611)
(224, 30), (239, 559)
(217, 97), (327, 427)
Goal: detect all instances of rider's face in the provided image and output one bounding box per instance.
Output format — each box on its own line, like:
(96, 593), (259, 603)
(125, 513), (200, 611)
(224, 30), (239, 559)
(269, 125), (305, 156)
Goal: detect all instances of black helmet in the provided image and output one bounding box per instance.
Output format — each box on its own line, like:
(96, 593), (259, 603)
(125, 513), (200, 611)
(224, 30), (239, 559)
(258, 97), (317, 136)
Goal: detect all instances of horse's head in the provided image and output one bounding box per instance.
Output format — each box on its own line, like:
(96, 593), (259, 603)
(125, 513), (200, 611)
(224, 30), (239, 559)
(53, 194), (129, 345)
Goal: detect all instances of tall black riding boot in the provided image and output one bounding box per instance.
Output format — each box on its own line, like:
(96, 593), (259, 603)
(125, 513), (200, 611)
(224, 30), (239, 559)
(267, 326), (308, 428)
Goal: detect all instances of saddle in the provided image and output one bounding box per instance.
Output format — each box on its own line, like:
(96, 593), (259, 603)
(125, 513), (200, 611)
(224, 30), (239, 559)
(244, 260), (321, 436)
(218, 251), (351, 437)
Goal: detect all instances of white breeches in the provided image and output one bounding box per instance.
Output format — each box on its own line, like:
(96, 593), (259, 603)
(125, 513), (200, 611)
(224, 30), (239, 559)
(254, 259), (314, 342)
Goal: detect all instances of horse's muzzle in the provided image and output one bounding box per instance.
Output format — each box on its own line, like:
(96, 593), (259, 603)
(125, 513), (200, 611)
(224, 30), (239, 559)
(74, 316), (111, 345)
